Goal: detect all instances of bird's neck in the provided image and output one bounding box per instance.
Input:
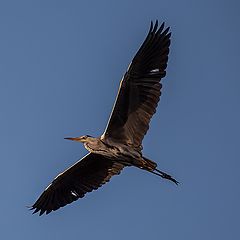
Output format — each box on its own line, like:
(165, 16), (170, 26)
(84, 138), (107, 154)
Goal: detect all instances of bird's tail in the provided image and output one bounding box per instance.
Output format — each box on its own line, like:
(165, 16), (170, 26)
(142, 156), (157, 171)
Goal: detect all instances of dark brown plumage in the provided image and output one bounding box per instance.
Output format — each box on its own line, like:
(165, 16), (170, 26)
(103, 21), (171, 149)
(31, 153), (124, 215)
(31, 21), (177, 216)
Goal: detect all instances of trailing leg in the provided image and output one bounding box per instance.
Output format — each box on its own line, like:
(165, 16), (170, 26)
(153, 168), (179, 185)
(142, 156), (179, 185)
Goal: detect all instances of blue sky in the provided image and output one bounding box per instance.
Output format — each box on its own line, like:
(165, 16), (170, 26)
(0, 0), (239, 239)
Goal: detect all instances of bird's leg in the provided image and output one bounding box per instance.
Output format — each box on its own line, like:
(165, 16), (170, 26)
(152, 168), (179, 185)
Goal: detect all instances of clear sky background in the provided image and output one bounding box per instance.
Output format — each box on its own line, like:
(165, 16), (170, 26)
(0, 0), (239, 239)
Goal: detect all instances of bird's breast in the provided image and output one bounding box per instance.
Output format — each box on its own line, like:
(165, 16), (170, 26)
(84, 141), (141, 161)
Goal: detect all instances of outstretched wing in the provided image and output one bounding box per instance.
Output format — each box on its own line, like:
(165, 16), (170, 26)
(102, 21), (171, 149)
(31, 153), (124, 215)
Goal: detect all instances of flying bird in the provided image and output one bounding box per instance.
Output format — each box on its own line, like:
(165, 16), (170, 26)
(31, 20), (178, 216)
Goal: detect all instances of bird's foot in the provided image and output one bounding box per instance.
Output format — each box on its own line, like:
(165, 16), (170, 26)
(154, 169), (179, 185)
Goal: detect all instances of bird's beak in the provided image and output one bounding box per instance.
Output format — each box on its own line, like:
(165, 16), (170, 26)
(64, 137), (83, 142)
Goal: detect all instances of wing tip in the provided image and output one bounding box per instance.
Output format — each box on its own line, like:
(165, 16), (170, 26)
(149, 20), (170, 36)
(30, 205), (52, 216)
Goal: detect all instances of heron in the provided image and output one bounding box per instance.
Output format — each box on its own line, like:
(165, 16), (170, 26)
(31, 20), (178, 216)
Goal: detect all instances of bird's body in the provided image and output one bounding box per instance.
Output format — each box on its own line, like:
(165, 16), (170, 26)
(31, 21), (178, 216)
(84, 136), (142, 162)
(68, 135), (150, 170)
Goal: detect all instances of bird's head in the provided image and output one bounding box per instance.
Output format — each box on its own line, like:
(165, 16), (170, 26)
(64, 135), (92, 143)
